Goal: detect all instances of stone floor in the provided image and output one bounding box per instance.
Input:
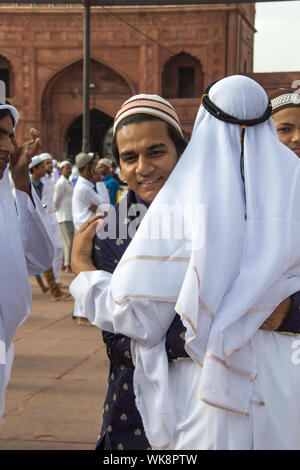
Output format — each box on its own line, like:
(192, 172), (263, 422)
(0, 271), (109, 450)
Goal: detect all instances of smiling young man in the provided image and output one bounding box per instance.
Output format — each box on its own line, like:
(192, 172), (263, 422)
(115, 119), (179, 204)
(70, 95), (188, 449)
(0, 103), (53, 425)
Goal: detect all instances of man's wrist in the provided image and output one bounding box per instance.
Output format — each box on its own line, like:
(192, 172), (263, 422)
(72, 261), (97, 276)
(13, 178), (31, 193)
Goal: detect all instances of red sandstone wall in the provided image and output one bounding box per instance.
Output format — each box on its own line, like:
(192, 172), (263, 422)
(0, 3), (295, 158)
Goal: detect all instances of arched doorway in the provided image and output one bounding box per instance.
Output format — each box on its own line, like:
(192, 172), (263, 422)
(66, 108), (113, 161)
(41, 58), (133, 160)
(0, 55), (14, 98)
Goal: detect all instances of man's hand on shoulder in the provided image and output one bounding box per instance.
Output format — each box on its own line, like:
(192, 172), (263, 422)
(71, 214), (103, 276)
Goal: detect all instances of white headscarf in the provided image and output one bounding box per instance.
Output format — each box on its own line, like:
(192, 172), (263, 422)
(110, 75), (300, 446)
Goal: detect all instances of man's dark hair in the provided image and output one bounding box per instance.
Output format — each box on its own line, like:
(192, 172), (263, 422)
(112, 114), (187, 164)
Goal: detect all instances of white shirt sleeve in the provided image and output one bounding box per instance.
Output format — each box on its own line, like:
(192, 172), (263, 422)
(83, 185), (109, 207)
(15, 187), (54, 274)
(70, 270), (176, 347)
(69, 269), (177, 449)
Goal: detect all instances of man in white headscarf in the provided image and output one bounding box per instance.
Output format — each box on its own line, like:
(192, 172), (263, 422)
(69, 76), (300, 450)
(0, 103), (53, 425)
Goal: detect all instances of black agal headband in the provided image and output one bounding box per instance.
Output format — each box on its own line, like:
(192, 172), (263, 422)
(201, 80), (273, 126)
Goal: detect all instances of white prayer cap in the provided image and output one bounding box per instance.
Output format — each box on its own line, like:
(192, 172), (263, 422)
(39, 152), (52, 161)
(98, 158), (112, 168)
(29, 155), (45, 169)
(59, 160), (71, 169)
(0, 103), (18, 129)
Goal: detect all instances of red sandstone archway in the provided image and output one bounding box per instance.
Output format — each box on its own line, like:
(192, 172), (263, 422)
(66, 108), (114, 160)
(41, 59), (133, 160)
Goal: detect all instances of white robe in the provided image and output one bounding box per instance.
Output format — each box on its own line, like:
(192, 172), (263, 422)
(70, 271), (300, 450)
(41, 173), (63, 283)
(0, 171), (53, 425)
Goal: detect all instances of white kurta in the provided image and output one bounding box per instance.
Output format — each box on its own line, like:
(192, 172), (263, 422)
(70, 270), (300, 450)
(72, 176), (110, 231)
(41, 173), (63, 283)
(54, 175), (73, 223)
(0, 175), (53, 425)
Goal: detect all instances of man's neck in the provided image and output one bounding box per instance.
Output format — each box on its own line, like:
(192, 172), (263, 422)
(80, 173), (91, 182)
(32, 176), (42, 183)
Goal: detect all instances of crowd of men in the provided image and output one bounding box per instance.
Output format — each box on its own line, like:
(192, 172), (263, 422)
(24, 150), (123, 301)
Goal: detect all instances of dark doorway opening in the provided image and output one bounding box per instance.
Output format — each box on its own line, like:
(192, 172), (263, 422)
(66, 108), (113, 162)
(0, 68), (9, 97)
(178, 67), (195, 98)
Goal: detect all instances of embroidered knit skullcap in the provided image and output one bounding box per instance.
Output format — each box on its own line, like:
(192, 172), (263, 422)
(0, 103), (18, 128)
(269, 88), (300, 115)
(113, 94), (183, 138)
